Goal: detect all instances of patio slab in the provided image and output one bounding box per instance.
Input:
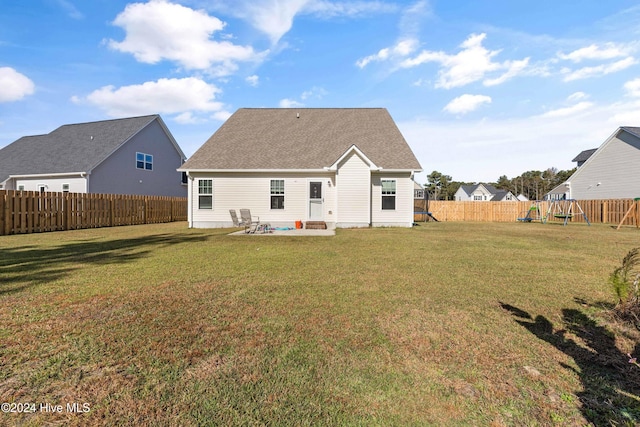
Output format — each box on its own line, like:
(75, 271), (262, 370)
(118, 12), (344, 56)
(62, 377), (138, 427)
(229, 228), (335, 236)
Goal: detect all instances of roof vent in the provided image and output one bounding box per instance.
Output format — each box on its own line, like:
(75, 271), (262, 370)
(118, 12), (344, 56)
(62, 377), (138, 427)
(90, 135), (94, 140)
(296, 112), (299, 118)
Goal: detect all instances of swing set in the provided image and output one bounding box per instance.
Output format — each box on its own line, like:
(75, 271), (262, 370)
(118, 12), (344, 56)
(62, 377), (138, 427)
(543, 199), (590, 226)
(517, 202), (544, 222)
(517, 199), (590, 226)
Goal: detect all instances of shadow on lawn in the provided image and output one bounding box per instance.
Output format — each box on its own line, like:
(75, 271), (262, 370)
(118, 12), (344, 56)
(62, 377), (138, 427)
(501, 302), (640, 426)
(0, 233), (209, 295)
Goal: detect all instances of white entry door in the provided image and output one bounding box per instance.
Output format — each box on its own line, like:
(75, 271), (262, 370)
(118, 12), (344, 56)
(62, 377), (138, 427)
(309, 181), (323, 220)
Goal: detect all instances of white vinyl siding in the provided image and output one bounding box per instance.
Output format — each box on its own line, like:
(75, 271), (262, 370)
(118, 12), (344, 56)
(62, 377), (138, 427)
(372, 173), (414, 227)
(336, 151), (371, 227)
(13, 177), (87, 193)
(189, 172), (335, 228)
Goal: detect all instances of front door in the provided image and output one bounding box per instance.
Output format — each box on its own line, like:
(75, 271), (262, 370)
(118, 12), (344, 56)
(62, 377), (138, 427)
(309, 181), (323, 220)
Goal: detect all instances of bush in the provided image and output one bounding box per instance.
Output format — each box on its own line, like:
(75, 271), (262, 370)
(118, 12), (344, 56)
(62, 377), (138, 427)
(610, 247), (640, 328)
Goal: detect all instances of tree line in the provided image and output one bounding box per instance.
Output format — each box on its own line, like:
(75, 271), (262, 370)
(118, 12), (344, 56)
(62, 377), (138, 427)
(424, 168), (576, 201)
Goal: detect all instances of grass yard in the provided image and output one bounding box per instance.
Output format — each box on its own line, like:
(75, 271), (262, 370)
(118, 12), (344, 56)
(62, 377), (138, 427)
(1, 221), (640, 426)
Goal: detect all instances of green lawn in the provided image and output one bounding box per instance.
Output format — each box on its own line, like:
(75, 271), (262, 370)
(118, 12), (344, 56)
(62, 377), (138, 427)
(1, 222), (639, 426)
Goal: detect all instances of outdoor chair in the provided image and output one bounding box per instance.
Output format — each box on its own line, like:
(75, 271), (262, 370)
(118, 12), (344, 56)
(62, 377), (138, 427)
(229, 210), (245, 228)
(239, 209), (260, 233)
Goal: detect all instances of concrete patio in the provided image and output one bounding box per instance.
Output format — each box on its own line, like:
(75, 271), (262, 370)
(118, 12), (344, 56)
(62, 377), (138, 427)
(228, 228), (335, 236)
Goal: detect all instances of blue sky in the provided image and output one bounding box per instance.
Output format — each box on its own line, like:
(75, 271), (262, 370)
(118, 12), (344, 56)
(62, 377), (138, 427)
(2, 0), (640, 184)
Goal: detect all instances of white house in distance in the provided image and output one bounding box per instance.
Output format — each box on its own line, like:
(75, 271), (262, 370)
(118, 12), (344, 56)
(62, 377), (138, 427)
(0, 115), (187, 197)
(547, 126), (640, 200)
(454, 183), (517, 201)
(178, 108), (423, 229)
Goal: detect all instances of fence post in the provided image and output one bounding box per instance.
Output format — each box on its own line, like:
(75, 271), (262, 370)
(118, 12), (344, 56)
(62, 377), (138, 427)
(143, 196), (148, 224)
(0, 191), (4, 236)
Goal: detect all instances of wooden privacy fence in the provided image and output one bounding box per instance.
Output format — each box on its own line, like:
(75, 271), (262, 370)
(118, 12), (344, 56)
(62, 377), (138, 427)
(414, 199), (640, 226)
(0, 190), (187, 235)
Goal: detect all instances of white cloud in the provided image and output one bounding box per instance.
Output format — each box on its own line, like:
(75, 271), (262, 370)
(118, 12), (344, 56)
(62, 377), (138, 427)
(301, 86), (328, 100)
(624, 78), (640, 97)
(562, 56), (637, 81)
(246, 75), (260, 87)
(567, 91), (589, 101)
(108, 0), (260, 74)
(558, 43), (631, 63)
(483, 58), (529, 86)
(356, 39), (418, 68)
(608, 100), (640, 124)
(540, 101), (594, 118)
(279, 98), (304, 108)
(304, 0), (397, 18)
(56, 0), (83, 19)
(210, 0), (396, 44)
(399, 33), (529, 89)
(399, 1), (431, 38)
(239, 0), (309, 45)
(174, 112), (201, 124)
(74, 77), (225, 118)
(443, 94), (491, 115)
(212, 110), (233, 121)
(0, 67), (35, 102)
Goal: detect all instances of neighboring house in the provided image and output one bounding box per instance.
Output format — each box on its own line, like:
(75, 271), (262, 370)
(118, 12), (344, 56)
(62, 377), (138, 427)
(413, 180), (425, 199)
(545, 182), (571, 201)
(454, 183), (517, 201)
(546, 127), (640, 200)
(545, 148), (597, 200)
(178, 108), (423, 229)
(0, 115), (187, 197)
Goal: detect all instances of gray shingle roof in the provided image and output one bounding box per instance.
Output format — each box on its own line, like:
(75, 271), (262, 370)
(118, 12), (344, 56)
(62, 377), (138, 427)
(458, 185), (475, 196)
(622, 127), (640, 139)
(571, 148), (597, 163)
(180, 108), (422, 171)
(0, 115), (160, 183)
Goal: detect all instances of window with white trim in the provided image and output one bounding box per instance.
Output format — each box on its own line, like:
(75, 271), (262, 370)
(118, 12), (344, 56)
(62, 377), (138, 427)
(62, 184), (70, 193)
(198, 179), (213, 209)
(136, 152), (153, 170)
(270, 179), (284, 209)
(381, 179), (396, 210)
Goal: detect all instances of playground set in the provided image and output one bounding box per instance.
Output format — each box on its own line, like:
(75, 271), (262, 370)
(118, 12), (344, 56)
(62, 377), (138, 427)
(517, 199), (590, 226)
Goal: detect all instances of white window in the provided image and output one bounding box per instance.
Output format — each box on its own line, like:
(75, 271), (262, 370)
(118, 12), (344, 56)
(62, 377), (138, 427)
(198, 179), (213, 209)
(474, 195), (482, 201)
(62, 184), (70, 193)
(381, 179), (396, 210)
(136, 152), (153, 170)
(270, 179), (284, 209)
(18, 185), (24, 191)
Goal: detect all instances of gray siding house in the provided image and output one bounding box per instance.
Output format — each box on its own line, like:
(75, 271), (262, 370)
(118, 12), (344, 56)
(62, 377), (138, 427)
(552, 127), (640, 200)
(179, 108), (423, 229)
(0, 115), (187, 197)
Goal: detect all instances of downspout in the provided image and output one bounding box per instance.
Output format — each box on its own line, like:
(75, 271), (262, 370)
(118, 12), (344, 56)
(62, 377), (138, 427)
(82, 172), (89, 192)
(188, 174), (194, 228)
